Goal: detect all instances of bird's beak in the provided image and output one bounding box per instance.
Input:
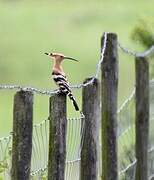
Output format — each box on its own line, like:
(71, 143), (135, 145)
(64, 56), (79, 62)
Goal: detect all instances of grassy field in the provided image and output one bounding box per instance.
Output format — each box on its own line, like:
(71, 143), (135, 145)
(0, 0), (154, 136)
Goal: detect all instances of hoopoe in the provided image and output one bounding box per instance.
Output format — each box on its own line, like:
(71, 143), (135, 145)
(45, 52), (79, 111)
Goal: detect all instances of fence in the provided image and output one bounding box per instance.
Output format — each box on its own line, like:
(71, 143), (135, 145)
(0, 32), (154, 180)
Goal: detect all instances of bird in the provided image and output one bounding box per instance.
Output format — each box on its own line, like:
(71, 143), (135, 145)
(45, 52), (80, 111)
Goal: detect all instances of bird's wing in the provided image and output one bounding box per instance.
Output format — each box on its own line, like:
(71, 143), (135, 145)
(52, 72), (79, 111)
(52, 72), (71, 93)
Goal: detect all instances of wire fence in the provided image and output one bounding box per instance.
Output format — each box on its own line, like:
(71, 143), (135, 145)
(117, 80), (154, 180)
(30, 115), (85, 180)
(0, 33), (108, 95)
(0, 35), (154, 95)
(0, 134), (12, 180)
(0, 115), (85, 180)
(118, 43), (154, 57)
(0, 34), (154, 179)
(1, 79), (154, 179)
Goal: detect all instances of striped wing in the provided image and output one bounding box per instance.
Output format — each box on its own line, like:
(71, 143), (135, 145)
(52, 72), (72, 94)
(52, 72), (79, 111)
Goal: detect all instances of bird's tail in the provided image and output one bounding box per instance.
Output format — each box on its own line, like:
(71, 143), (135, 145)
(68, 93), (79, 111)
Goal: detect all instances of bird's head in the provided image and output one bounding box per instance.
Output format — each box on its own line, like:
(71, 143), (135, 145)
(44, 52), (78, 63)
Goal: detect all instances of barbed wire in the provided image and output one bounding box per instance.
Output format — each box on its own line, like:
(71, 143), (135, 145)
(70, 32), (108, 89)
(0, 32), (108, 95)
(0, 35), (154, 96)
(118, 43), (154, 57)
(0, 84), (59, 96)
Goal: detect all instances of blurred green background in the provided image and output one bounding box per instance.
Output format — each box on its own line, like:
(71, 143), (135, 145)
(0, 0), (153, 136)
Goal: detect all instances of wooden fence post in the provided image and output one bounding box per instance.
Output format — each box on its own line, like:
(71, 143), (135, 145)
(80, 77), (100, 180)
(101, 33), (118, 180)
(11, 91), (33, 180)
(48, 93), (67, 180)
(135, 56), (149, 180)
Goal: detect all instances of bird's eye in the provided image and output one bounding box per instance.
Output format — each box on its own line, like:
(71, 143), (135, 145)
(60, 56), (63, 58)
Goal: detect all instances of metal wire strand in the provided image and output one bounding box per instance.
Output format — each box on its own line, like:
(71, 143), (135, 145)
(0, 35), (153, 96)
(0, 32), (108, 94)
(0, 84), (59, 95)
(118, 42), (154, 57)
(70, 32), (108, 89)
(30, 115), (85, 178)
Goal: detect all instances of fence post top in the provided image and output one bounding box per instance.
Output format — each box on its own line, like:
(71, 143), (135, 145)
(16, 90), (33, 95)
(83, 77), (99, 86)
(102, 32), (117, 38)
(14, 90), (34, 103)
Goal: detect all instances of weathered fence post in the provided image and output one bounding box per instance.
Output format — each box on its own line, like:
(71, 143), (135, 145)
(101, 33), (118, 180)
(80, 77), (100, 180)
(48, 93), (67, 180)
(135, 56), (149, 180)
(11, 91), (33, 180)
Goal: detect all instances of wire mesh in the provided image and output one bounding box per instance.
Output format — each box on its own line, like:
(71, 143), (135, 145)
(65, 116), (85, 180)
(30, 115), (84, 179)
(118, 80), (154, 180)
(30, 118), (49, 179)
(118, 90), (136, 173)
(0, 135), (12, 180)
(118, 92), (136, 180)
(0, 115), (84, 180)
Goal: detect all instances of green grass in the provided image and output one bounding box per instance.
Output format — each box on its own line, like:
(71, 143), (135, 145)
(0, 0), (154, 135)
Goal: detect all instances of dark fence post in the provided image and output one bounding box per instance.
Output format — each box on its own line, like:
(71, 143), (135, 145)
(101, 33), (118, 180)
(48, 93), (67, 180)
(80, 77), (100, 180)
(135, 56), (149, 180)
(11, 91), (33, 180)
